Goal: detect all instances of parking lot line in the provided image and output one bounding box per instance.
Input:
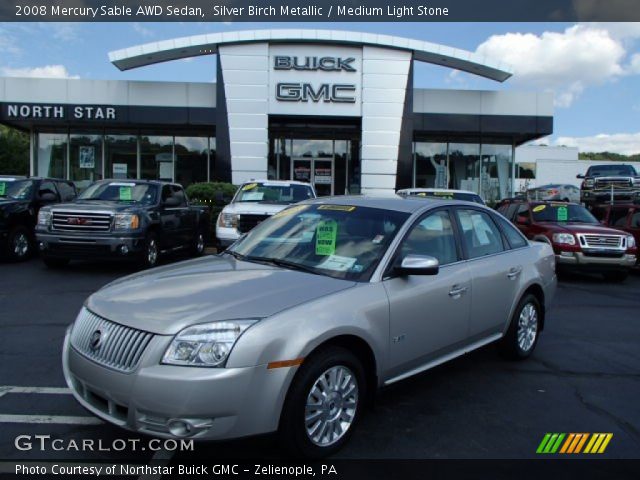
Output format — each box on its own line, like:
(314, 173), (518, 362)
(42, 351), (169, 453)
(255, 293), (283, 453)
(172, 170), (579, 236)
(2, 386), (71, 395)
(0, 414), (103, 425)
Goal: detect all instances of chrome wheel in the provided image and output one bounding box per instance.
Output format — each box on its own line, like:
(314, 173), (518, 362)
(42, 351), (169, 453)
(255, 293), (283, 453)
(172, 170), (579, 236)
(196, 233), (205, 254)
(13, 232), (29, 258)
(305, 366), (358, 447)
(146, 238), (158, 266)
(517, 302), (538, 352)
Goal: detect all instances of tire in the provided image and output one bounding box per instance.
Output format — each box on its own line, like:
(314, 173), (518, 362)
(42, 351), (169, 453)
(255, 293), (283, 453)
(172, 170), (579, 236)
(191, 227), (206, 257)
(279, 346), (365, 458)
(42, 256), (69, 269)
(603, 271), (628, 282)
(499, 293), (541, 360)
(6, 226), (32, 262)
(139, 232), (159, 269)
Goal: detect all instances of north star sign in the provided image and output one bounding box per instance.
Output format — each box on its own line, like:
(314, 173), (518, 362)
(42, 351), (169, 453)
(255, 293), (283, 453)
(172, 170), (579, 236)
(274, 55), (357, 104)
(5, 104), (117, 120)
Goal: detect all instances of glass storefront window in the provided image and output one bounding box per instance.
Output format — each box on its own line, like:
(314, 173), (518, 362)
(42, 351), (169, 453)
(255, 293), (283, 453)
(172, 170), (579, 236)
(37, 133), (67, 179)
(448, 143), (480, 193)
(481, 144), (513, 203)
(208, 137), (216, 182)
(414, 142), (447, 188)
(69, 133), (102, 190)
(175, 136), (208, 187)
(140, 135), (173, 181)
(105, 134), (137, 180)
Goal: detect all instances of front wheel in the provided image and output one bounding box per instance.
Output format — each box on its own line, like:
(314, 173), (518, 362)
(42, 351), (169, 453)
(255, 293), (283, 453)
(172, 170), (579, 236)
(191, 227), (206, 257)
(139, 232), (159, 269)
(499, 293), (541, 360)
(279, 347), (365, 458)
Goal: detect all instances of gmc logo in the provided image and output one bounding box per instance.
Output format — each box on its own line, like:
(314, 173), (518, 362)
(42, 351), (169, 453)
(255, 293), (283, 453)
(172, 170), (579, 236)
(274, 56), (356, 72)
(276, 83), (356, 103)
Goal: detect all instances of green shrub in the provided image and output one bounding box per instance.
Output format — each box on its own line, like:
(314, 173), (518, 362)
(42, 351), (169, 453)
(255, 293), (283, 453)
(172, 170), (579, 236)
(186, 182), (237, 220)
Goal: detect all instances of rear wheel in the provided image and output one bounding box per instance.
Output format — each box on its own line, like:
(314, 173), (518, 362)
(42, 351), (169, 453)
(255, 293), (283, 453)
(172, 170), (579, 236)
(499, 293), (541, 360)
(279, 347), (365, 458)
(603, 271), (628, 282)
(7, 226), (32, 261)
(42, 257), (69, 269)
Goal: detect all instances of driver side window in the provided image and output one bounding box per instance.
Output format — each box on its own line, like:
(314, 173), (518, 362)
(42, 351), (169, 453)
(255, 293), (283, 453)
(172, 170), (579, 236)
(400, 210), (459, 266)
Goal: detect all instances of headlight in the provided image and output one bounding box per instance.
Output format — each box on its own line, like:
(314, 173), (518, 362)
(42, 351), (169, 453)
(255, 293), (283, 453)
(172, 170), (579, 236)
(162, 320), (258, 367)
(218, 212), (239, 229)
(584, 179), (594, 187)
(627, 236), (636, 249)
(113, 213), (139, 231)
(37, 210), (52, 226)
(552, 233), (576, 246)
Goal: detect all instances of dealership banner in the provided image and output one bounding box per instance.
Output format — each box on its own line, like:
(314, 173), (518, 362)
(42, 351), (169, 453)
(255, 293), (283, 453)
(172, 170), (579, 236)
(2, 0), (640, 22)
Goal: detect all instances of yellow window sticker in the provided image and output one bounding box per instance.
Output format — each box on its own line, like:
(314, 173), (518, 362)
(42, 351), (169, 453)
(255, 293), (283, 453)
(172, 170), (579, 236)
(272, 204), (309, 218)
(242, 183), (258, 191)
(318, 205), (356, 212)
(119, 186), (133, 201)
(533, 205), (546, 212)
(316, 220), (337, 256)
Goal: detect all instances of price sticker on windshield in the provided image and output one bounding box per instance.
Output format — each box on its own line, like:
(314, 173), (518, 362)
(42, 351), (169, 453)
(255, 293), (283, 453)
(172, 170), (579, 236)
(533, 205), (546, 213)
(316, 220), (337, 256)
(318, 205), (356, 212)
(0, 183), (5, 196)
(557, 206), (568, 221)
(119, 186), (133, 201)
(242, 183), (258, 191)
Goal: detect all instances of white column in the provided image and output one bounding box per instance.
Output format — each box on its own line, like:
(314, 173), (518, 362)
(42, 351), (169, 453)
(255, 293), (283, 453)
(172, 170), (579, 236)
(218, 43), (269, 184)
(360, 46), (412, 196)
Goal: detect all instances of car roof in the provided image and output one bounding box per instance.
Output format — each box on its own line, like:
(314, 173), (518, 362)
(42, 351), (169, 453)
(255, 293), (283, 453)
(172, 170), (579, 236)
(241, 179), (312, 187)
(397, 188), (479, 195)
(304, 194), (483, 214)
(98, 178), (172, 186)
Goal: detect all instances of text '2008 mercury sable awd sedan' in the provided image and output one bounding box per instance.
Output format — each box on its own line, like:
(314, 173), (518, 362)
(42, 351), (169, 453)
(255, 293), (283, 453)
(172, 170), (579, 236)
(63, 196), (557, 457)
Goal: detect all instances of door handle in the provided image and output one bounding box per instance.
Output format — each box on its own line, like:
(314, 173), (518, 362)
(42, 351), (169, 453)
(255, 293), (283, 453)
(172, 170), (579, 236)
(448, 285), (468, 298)
(507, 266), (523, 279)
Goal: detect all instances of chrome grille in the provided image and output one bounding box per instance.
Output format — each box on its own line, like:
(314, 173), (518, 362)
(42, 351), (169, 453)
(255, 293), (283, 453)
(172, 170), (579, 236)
(594, 178), (632, 190)
(578, 234), (624, 249)
(70, 308), (153, 373)
(52, 210), (112, 232)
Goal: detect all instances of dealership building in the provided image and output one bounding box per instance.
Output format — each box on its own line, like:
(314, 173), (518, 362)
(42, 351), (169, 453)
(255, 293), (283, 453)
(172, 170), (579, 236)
(0, 29), (553, 202)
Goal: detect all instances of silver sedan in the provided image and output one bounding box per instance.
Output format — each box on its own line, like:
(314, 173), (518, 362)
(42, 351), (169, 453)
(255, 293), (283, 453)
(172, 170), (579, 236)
(62, 196), (557, 457)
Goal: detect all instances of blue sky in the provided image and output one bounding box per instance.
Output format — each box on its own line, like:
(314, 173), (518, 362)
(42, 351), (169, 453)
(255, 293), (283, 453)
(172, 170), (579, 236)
(1, 22), (639, 153)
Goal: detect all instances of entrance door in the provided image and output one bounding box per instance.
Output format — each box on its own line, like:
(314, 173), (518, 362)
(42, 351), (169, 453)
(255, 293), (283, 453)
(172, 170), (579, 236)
(291, 158), (334, 196)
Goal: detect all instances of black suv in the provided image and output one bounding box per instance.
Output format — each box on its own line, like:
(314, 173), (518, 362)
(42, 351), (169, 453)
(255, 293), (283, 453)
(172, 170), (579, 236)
(0, 176), (77, 261)
(578, 164), (640, 206)
(35, 179), (210, 268)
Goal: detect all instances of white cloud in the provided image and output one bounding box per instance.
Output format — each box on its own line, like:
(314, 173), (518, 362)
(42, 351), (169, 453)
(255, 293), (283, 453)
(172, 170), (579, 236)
(132, 23), (154, 38)
(0, 65), (80, 79)
(474, 24), (638, 107)
(554, 132), (640, 155)
(0, 28), (21, 55)
(48, 23), (79, 42)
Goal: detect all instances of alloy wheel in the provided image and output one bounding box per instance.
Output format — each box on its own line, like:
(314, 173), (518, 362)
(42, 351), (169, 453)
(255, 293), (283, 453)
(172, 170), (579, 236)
(517, 302), (538, 352)
(13, 232), (29, 258)
(147, 239), (158, 266)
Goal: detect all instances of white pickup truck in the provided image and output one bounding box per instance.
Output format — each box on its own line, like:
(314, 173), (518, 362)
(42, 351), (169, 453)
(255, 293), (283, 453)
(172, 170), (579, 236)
(215, 180), (316, 249)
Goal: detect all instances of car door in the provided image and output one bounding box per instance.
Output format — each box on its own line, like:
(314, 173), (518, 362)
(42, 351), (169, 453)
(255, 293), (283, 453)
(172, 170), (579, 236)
(159, 185), (180, 249)
(171, 185), (193, 247)
(513, 203), (534, 239)
(453, 207), (521, 340)
(55, 181), (77, 202)
(383, 208), (471, 377)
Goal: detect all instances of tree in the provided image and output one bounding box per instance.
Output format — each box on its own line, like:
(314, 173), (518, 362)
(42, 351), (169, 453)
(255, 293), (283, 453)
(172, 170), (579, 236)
(0, 125), (30, 175)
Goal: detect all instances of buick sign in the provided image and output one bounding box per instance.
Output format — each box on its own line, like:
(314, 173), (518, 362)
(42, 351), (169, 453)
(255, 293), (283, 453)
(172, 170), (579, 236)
(274, 56), (357, 72)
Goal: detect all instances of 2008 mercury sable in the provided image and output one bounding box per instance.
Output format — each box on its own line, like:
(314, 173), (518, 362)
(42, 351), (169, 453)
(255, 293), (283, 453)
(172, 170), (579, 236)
(63, 196), (557, 457)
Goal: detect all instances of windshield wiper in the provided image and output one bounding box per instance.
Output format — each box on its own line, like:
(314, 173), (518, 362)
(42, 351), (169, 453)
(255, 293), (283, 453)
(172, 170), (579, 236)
(242, 255), (321, 275)
(225, 250), (246, 261)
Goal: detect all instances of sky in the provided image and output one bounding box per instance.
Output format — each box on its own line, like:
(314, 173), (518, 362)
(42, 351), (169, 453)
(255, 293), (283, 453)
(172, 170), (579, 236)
(1, 21), (639, 154)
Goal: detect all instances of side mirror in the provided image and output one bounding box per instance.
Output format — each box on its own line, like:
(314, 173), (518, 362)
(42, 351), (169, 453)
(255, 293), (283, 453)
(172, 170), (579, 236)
(39, 191), (57, 202)
(395, 254), (439, 276)
(163, 196), (181, 207)
(516, 216), (530, 226)
(576, 174), (585, 179)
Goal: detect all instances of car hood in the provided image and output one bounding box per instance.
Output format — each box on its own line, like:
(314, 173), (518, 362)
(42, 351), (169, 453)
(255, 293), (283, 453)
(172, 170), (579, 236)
(538, 222), (626, 236)
(48, 200), (143, 213)
(222, 202), (292, 215)
(86, 255), (357, 335)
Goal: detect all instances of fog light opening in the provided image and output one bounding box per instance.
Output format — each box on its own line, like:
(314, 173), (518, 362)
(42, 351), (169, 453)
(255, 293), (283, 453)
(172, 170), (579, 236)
(167, 419), (194, 437)
(38, 242), (46, 251)
(119, 245), (129, 255)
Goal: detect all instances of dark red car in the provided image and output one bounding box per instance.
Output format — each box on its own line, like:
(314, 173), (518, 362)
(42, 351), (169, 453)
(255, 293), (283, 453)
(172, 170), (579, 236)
(497, 200), (637, 281)
(591, 203), (640, 266)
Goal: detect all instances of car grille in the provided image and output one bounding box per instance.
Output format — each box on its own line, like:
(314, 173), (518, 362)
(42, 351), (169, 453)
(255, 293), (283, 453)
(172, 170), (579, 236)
(594, 178), (633, 190)
(237, 214), (271, 233)
(577, 234), (624, 249)
(52, 211), (113, 232)
(70, 308), (153, 373)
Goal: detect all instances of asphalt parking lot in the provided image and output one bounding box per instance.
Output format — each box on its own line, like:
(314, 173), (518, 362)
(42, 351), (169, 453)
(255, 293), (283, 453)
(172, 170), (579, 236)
(0, 257), (639, 464)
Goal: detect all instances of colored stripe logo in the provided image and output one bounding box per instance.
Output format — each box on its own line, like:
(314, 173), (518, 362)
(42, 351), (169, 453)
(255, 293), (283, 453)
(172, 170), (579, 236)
(536, 433), (613, 454)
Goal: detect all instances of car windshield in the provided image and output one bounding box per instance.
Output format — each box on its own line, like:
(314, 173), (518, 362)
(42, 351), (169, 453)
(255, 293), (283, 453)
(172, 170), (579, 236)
(408, 191), (483, 204)
(532, 203), (599, 224)
(587, 165), (637, 177)
(228, 204), (410, 282)
(234, 182), (314, 204)
(78, 182), (158, 204)
(0, 179), (34, 200)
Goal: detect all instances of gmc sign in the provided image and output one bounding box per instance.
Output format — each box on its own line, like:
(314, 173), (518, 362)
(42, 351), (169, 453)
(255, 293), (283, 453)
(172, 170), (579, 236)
(275, 83), (356, 103)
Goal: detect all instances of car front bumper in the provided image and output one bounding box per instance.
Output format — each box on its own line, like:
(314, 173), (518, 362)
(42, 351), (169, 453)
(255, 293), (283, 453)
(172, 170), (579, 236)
(581, 190), (640, 203)
(555, 251), (636, 270)
(215, 226), (240, 248)
(62, 326), (292, 440)
(36, 231), (146, 260)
